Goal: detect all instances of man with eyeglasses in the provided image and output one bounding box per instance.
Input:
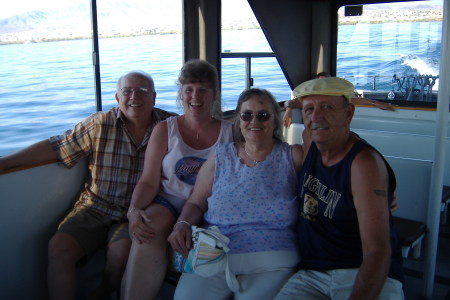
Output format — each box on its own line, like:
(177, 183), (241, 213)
(0, 71), (176, 299)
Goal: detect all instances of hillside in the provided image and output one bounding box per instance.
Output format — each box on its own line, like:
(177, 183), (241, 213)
(339, 7), (443, 24)
(0, 1), (443, 45)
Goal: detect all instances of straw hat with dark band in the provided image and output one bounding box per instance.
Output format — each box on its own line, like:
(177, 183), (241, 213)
(293, 77), (355, 102)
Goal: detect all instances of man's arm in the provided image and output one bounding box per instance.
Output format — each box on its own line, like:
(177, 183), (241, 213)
(350, 148), (392, 300)
(352, 98), (396, 111)
(0, 140), (57, 172)
(283, 99), (302, 128)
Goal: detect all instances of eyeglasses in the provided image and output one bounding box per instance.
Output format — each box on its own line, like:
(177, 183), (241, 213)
(239, 111), (272, 122)
(120, 87), (151, 97)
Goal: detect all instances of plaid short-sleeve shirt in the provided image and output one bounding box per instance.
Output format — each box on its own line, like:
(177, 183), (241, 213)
(49, 107), (176, 220)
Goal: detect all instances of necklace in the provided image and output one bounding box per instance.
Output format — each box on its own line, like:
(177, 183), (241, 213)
(183, 117), (200, 140)
(243, 145), (262, 166)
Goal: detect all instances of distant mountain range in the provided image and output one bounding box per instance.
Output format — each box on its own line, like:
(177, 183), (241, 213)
(339, 7), (442, 25)
(0, 1), (185, 43)
(0, 1), (442, 45)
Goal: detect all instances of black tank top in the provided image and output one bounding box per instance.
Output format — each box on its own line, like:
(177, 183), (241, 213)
(297, 138), (403, 282)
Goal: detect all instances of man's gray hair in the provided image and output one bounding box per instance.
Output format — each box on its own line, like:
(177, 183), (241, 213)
(116, 71), (155, 93)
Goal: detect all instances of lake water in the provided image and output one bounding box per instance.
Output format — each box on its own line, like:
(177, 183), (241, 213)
(337, 21), (441, 91)
(0, 24), (442, 156)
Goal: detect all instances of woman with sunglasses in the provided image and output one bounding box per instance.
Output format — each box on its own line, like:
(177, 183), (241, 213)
(121, 59), (234, 299)
(168, 88), (306, 300)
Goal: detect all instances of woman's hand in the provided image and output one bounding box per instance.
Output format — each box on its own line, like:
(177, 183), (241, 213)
(127, 209), (155, 244)
(168, 222), (192, 257)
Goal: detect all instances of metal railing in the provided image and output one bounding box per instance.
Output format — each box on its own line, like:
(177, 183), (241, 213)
(343, 74), (439, 102)
(220, 53), (439, 103)
(393, 74), (439, 101)
(221, 51), (276, 89)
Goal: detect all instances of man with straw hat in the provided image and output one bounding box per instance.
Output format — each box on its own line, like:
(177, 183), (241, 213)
(282, 74), (396, 128)
(276, 77), (404, 300)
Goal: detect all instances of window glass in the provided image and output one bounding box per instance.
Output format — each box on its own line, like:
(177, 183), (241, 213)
(337, 1), (442, 106)
(221, 0), (291, 111)
(0, 0), (94, 156)
(96, 1), (183, 113)
(0, 0), (183, 156)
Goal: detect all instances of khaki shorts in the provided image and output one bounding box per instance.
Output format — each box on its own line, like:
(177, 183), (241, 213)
(57, 206), (130, 256)
(274, 268), (404, 300)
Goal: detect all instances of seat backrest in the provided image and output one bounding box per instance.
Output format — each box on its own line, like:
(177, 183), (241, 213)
(386, 155), (433, 223)
(352, 128), (450, 186)
(0, 159), (88, 299)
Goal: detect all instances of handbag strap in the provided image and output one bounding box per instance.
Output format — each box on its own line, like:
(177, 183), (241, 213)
(224, 256), (239, 292)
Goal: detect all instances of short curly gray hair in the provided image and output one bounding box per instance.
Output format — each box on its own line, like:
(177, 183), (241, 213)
(116, 71), (155, 93)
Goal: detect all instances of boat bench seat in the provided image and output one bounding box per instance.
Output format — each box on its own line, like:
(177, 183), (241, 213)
(393, 216), (427, 259)
(351, 115), (450, 136)
(385, 155), (432, 260)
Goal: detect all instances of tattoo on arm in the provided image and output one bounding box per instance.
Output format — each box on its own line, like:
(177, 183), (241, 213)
(374, 189), (387, 197)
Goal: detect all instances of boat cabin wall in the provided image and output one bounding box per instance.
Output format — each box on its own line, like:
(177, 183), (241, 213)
(248, 0), (338, 88)
(0, 160), (96, 299)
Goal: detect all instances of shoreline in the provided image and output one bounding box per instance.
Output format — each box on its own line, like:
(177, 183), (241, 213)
(0, 27), (259, 46)
(339, 16), (442, 25)
(0, 8), (443, 46)
(338, 7), (442, 25)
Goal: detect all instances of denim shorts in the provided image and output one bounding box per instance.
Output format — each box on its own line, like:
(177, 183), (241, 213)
(153, 195), (179, 218)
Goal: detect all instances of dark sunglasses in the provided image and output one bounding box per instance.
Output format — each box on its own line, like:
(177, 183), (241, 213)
(240, 111), (272, 122)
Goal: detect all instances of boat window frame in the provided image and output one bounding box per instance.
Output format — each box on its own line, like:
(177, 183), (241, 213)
(335, 1), (443, 109)
(91, 0), (102, 112)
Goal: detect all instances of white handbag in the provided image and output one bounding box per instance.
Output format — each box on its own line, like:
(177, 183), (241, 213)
(172, 225), (239, 291)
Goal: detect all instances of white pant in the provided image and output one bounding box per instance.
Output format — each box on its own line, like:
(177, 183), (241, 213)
(274, 268), (404, 300)
(174, 251), (299, 300)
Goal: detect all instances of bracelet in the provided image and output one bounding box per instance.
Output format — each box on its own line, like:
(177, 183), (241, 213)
(175, 220), (191, 227)
(127, 207), (141, 216)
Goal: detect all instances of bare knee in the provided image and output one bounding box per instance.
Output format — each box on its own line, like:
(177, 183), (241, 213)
(48, 233), (84, 264)
(106, 238), (131, 274)
(125, 204), (175, 263)
(143, 204), (177, 239)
